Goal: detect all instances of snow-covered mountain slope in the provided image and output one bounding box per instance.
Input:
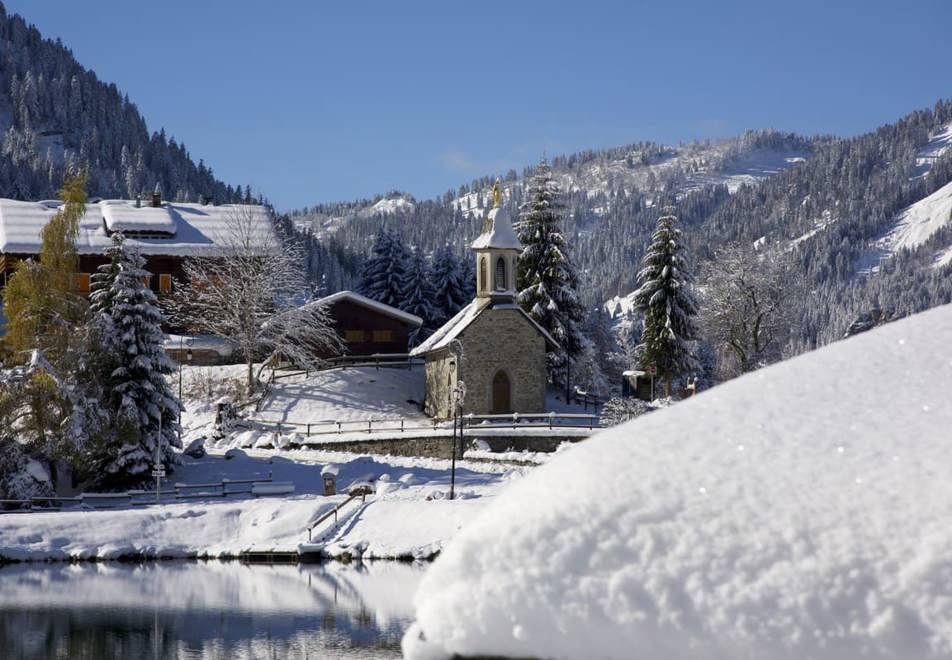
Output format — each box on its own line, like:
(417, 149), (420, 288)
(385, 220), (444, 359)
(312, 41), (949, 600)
(451, 136), (809, 221)
(0, 8), (242, 201)
(292, 192), (416, 235)
(404, 302), (952, 660)
(914, 122), (952, 178)
(873, 179), (952, 260)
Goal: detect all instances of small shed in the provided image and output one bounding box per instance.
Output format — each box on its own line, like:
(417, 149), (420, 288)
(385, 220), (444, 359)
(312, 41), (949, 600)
(316, 290), (422, 356)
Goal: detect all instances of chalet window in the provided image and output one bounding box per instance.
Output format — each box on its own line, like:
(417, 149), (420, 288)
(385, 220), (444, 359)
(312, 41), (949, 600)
(479, 257), (487, 292)
(140, 275), (152, 289)
(159, 274), (172, 293)
(344, 330), (365, 342)
(75, 273), (90, 294)
(372, 330), (393, 343)
(495, 257), (506, 291)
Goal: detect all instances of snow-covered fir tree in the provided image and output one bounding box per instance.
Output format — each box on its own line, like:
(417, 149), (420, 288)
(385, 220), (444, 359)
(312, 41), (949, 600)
(89, 234), (181, 480)
(402, 247), (437, 347)
(429, 246), (467, 327)
(632, 210), (698, 396)
(357, 230), (410, 309)
(516, 157), (586, 380)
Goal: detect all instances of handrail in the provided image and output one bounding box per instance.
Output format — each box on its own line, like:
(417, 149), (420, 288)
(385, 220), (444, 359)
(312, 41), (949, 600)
(463, 412), (601, 430)
(306, 486), (372, 542)
(0, 475), (276, 514)
(248, 412), (602, 437)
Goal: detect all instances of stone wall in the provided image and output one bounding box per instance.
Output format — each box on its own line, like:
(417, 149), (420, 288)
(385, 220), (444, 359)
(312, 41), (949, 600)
(423, 348), (455, 418)
(457, 307), (546, 416)
(422, 305), (548, 419)
(288, 432), (588, 458)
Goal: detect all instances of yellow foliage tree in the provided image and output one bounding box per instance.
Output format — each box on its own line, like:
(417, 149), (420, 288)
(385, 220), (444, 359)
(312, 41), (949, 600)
(3, 172), (88, 364)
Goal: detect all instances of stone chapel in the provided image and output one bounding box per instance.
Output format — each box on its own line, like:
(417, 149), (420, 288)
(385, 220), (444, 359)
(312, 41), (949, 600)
(411, 182), (557, 418)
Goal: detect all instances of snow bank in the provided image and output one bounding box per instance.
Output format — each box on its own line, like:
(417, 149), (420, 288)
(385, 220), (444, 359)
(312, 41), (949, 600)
(0, 449), (519, 562)
(405, 303), (952, 660)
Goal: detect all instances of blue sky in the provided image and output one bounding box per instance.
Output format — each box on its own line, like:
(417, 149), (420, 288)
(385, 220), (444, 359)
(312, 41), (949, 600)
(5, 0), (951, 211)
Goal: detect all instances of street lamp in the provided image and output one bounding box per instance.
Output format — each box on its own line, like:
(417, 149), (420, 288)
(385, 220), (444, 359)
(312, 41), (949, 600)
(178, 337), (194, 400)
(449, 380), (466, 501)
(178, 337), (194, 449)
(153, 405), (166, 503)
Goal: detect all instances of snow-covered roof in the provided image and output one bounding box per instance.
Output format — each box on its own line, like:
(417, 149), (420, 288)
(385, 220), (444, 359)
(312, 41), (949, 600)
(100, 199), (177, 235)
(317, 290), (422, 327)
(471, 206), (521, 251)
(410, 299), (557, 356)
(0, 199), (276, 257)
(404, 302), (952, 660)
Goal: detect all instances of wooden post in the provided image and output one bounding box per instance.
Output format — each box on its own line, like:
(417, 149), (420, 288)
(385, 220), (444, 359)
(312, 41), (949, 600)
(307, 423), (311, 437)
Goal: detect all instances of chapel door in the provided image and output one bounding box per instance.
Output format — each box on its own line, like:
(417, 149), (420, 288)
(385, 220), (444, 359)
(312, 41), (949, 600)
(491, 370), (511, 414)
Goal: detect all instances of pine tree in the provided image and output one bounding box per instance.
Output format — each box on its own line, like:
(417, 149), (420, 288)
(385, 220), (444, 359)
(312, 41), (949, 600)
(516, 157), (586, 380)
(89, 234), (181, 481)
(430, 246), (467, 327)
(357, 230), (409, 309)
(402, 247), (437, 347)
(632, 210), (698, 396)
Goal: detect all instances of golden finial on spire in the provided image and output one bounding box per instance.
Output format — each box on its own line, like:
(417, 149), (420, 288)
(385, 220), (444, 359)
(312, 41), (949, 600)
(492, 178), (501, 208)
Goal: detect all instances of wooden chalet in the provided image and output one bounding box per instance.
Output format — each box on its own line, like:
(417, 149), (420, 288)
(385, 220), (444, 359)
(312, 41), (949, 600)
(0, 189), (274, 302)
(313, 290), (422, 357)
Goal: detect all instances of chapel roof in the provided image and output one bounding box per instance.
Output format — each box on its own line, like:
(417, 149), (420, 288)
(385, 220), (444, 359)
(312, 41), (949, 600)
(410, 299), (558, 356)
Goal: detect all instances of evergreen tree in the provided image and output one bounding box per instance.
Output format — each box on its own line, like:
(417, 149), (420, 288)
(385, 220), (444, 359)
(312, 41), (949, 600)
(632, 210), (698, 396)
(460, 255), (476, 302)
(89, 234), (181, 480)
(402, 247), (437, 347)
(516, 157), (586, 380)
(357, 230), (409, 309)
(430, 246), (467, 327)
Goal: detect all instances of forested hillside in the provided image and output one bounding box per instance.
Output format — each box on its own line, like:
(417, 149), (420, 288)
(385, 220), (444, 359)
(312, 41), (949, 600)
(290, 98), (952, 353)
(289, 130), (815, 298)
(0, 3), (244, 202)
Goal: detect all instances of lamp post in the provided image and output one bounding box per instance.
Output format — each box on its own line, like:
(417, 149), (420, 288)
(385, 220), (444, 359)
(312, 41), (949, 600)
(178, 337), (194, 400)
(177, 337), (193, 449)
(449, 380), (466, 501)
(153, 405), (165, 503)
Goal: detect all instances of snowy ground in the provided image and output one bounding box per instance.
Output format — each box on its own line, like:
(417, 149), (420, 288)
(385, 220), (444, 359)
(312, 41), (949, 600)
(405, 303), (952, 660)
(0, 446), (528, 561)
(0, 363), (593, 563)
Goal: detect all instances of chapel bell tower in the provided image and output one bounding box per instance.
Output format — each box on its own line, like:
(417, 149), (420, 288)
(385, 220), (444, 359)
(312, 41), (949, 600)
(472, 179), (521, 303)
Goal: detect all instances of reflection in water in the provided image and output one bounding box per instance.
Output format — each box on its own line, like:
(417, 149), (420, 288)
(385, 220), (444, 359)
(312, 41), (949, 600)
(0, 560), (425, 659)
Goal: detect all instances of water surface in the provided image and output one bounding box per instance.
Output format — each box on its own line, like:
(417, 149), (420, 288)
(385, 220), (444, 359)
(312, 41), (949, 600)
(0, 560), (424, 659)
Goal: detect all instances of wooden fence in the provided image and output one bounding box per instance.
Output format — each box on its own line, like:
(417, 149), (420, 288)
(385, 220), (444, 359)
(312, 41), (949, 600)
(0, 475), (281, 514)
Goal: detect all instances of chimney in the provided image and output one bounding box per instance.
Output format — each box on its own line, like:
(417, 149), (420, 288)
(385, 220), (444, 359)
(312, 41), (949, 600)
(152, 183), (162, 208)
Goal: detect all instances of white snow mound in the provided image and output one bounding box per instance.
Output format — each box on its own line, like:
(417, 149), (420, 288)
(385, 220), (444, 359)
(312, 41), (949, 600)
(404, 303), (952, 660)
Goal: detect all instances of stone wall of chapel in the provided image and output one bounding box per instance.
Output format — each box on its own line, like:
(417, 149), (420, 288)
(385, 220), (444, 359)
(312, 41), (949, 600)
(457, 308), (546, 416)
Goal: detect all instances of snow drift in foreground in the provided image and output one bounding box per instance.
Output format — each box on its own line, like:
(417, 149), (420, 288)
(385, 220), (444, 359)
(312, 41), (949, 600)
(404, 303), (952, 660)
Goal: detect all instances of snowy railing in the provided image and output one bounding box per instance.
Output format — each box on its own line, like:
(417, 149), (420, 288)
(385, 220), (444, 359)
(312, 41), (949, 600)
(305, 485), (373, 542)
(249, 417), (446, 437)
(463, 412), (601, 431)
(269, 354), (424, 382)
(0, 475), (283, 513)
(248, 412), (602, 437)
